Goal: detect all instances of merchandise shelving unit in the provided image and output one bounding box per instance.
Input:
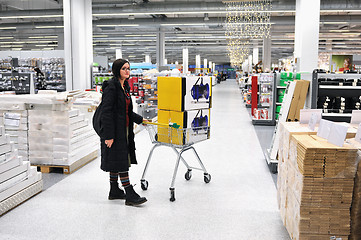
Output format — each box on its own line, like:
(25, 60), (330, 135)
(311, 72), (361, 122)
(252, 73), (277, 126)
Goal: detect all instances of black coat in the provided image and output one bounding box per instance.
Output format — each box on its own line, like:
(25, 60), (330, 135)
(100, 77), (143, 172)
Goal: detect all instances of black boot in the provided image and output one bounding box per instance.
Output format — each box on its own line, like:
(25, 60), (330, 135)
(124, 185), (147, 206)
(108, 182), (126, 200)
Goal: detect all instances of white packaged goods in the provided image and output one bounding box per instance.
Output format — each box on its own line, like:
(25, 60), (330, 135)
(0, 161), (29, 183)
(0, 92), (99, 167)
(0, 169), (41, 202)
(0, 153), (21, 174)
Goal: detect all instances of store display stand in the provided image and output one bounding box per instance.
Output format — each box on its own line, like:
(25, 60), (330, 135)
(266, 81), (297, 173)
(252, 73), (277, 126)
(311, 72), (361, 123)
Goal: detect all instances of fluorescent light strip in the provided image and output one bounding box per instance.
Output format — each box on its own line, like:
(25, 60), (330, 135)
(29, 36), (57, 39)
(124, 35), (156, 37)
(35, 26), (63, 29)
(0, 15), (63, 19)
(93, 35), (109, 38)
(0, 37), (13, 39)
(96, 24), (139, 27)
(0, 27), (16, 30)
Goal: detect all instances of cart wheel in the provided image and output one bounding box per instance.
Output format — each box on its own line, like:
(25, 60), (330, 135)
(170, 188), (175, 202)
(185, 169), (192, 181)
(204, 173), (211, 183)
(141, 180), (148, 190)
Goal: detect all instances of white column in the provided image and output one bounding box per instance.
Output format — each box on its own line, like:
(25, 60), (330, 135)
(145, 55), (151, 63)
(212, 63), (215, 73)
(263, 36), (271, 72)
(203, 59), (208, 69)
(209, 61), (213, 72)
(116, 48), (122, 59)
(196, 55), (201, 73)
(182, 48), (188, 74)
(248, 55), (253, 73)
(164, 59), (167, 65)
(63, 0), (93, 91)
(294, 0), (320, 72)
(156, 29), (165, 70)
(253, 47), (259, 65)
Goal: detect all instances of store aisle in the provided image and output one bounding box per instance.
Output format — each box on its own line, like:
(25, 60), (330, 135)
(0, 80), (290, 240)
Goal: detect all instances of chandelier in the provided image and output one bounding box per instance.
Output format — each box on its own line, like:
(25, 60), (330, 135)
(225, 0), (272, 66)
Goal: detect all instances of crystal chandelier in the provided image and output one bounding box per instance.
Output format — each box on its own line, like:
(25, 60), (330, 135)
(225, 0), (272, 66)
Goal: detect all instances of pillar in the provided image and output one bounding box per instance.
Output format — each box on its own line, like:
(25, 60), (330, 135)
(63, 0), (93, 91)
(294, 0), (320, 72)
(116, 48), (122, 59)
(263, 36), (271, 72)
(196, 55), (201, 73)
(156, 28), (165, 70)
(182, 48), (188, 74)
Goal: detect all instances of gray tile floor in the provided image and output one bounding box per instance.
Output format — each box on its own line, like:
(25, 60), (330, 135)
(0, 79), (290, 240)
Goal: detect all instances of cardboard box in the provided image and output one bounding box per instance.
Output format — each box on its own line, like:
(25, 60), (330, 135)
(287, 80), (310, 121)
(157, 109), (210, 145)
(158, 76), (212, 111)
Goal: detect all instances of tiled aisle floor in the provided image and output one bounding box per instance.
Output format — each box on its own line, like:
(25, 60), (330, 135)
(0, 79), (290, 240)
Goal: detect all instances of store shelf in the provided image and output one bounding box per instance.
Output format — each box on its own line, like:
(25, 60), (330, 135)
(322, 113), (352, 117)
(319, 85), (361, 89)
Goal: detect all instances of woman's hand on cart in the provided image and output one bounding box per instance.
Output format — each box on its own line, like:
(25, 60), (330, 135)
(105, 139), (113, 148)
(142, 119), (151, 125)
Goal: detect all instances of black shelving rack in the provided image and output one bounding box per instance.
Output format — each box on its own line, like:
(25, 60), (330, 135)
(311, 72), (361, 123)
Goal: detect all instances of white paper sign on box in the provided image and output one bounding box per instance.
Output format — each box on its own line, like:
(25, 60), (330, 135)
(317, 119), (333, 139)
(355, 123), (361, 144)
(351, 110), (361, 124)
(300, 109), (322, 124)
(327, 122), (348, 147)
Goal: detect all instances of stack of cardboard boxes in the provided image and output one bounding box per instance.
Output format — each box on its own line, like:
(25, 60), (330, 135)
(157, 76), (212, 145)
(277, 122), (359, 239)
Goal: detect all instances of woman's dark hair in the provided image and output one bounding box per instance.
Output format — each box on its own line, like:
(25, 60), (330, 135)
(112, 59), (129, 79)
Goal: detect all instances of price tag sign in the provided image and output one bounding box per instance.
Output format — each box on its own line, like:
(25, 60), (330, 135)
(308, 112), (318, 131)
(355, 123), (361, 144)
(300, 109), (322, 124)
(328, 122), (348, 147)
(351, 110), (361, 124)
(317, 119), (333, 139)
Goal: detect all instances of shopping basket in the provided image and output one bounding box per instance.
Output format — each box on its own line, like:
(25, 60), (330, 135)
(141, 123), (211, 202)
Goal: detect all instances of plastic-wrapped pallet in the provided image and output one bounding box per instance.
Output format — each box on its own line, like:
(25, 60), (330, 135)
(0, 126), (42, 216)
(0, 96), (29, 161)
(28, 103), (99, 166)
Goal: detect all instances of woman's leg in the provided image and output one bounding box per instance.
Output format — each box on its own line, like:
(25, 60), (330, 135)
(108, 172), (125, 200)
(119, 171), (147, 206)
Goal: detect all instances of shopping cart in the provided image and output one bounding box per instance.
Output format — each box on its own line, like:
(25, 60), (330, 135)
(141, 123), (211, 202)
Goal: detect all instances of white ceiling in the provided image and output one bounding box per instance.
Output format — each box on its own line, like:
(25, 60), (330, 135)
(0, 0), (361, 66)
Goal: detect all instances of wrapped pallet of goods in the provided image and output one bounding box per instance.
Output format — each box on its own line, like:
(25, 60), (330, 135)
(0, 125), (42, 216)
(0, 93), (99, 174)
(277, 122), (359, 240)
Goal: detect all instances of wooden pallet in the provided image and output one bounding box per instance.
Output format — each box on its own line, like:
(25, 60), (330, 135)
(32, 150), (98, 174)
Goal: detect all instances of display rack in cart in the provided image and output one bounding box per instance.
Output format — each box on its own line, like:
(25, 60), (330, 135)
(141, 124), (211, 202)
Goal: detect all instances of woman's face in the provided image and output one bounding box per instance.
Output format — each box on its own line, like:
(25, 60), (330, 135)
(119, 63), (130, 80)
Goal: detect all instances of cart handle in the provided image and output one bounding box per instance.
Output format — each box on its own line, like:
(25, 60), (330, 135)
(143, 121), (180, 129)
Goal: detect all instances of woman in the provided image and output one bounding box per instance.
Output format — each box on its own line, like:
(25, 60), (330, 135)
(100, 59), (147, 206)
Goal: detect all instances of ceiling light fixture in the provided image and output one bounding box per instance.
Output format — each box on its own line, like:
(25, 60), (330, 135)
(96, 24), (140, 27)
(128, 15), (135, 20)
(0, 15), (63, 19)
